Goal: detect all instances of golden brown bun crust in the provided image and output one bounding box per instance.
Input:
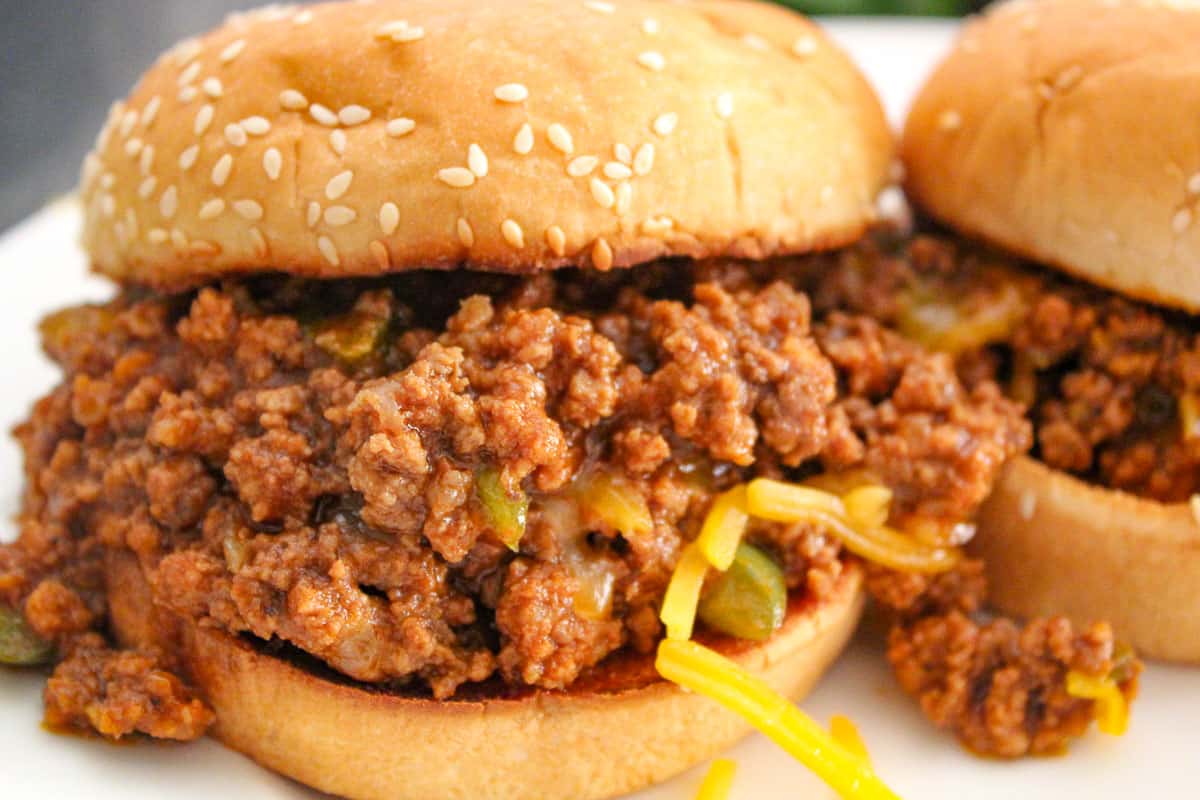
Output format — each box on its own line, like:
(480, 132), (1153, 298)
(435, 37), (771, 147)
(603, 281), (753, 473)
(80, 0), (892, 290)
(902, 0), (1200, 312)
(973, 456), (1200, 663)
(106, 553), (863, 800)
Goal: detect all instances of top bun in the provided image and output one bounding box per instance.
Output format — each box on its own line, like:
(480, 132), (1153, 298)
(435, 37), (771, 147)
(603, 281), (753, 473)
(79, 0), (892, 290)
(902, 0), (1200, 312)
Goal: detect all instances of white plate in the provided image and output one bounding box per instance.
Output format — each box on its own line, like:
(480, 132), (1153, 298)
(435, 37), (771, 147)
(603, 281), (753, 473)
(2, 19), (1196, 800)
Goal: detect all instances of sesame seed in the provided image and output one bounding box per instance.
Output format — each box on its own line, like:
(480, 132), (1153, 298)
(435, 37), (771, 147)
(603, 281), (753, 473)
(220, 39), (247, 63)
(369, 240), (389, 268)
(1173, 208), (1193, 235)
(434, 167), (475, 189)
(318, 235), (340, 266)
(1055, 65), (1083, 91)
(592, 238), (614, 271)
(387, 118), (416, 137)
(212, 154), (233, 187)
(138, 177), (158, 199)
(310, 104), (339, 128)
(195, 104), (215, 136)
(339, 105), (372, 126)
(1189, 173), (1200, 195)
(324, 205), (357, 226)
(457, 217), (475, 247)
(604, 161), (633, 181)
(81, 154), (101, 186)
(100, 194), (116, 218)
(501, 219), (525, 249)
(792, 35), (818, 57)
(513, 123), (534, 155)
(548, 123), (574, 155)
(634, 143), (655, 176)
(242, 116), (271, 136)
(1191, 494), (1200, 527)
(742, 34), (768, 51)
(615, 182), (632, 215)
(653, 112), (678, 136)
(325, 170), (354, 200)
(179, 145), (200, 170)
(294, 10), (314, 24)
(124, 137), (144, 158)
(590, 178), (615, 209)
(203, 77), (224, 98)
(376, 21), (425, 42)
(938, 109), (962, 131)
(170, 38), (202, 65)
(101, 172), (116, 190)
(584, 1), (615, 13)
(546, 225), (567, 256)
(641, 216), (674, 236)
(148, 228), (169, 245)
(330, 130), (347, 155)
(249, 227), (268, 257)
(642, 18), (660, 35)
(637, 51), (666, 71)
(715, 93), (735, 119)
(614, 143), (632, 165)
(141, 96), (161, 128)
(225, 123), (249, 147)
(281, 89), (309, 110)
(199, 198), (226, 220)
(307, 202), (321, 228)
(170, 228), (188, 249)
(464, 143), (489, 178)
(160, 186), (178, 218)
(139, 145), (155, 176)
(1019, 490), (1037, 521)
(495, 83), (529, 103)
(263, 148), (282, 181)
(180, 85), (201, 104)
(380, 202), (400, 235)
(178, 61), (201, 87)
(567, 156), (599, 177)
(233, 199), (264, 221)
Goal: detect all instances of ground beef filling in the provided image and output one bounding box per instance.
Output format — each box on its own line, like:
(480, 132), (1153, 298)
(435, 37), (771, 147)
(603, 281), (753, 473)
(806, 233), (1200, 502)
(1, 256), (1125, 756)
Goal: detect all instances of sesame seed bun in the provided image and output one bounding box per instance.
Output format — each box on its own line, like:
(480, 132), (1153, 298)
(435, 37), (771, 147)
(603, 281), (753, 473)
(105, 551), (864, 800)
(79, 0), (892, 290)
(901, 0), (1200, 312)
(972, 457), (1200, 664)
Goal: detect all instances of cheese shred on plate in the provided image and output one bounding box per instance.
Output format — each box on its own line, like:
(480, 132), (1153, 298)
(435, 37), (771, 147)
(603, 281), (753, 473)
(695, 758), (737, 800)
(1066, 670), (1130, 736)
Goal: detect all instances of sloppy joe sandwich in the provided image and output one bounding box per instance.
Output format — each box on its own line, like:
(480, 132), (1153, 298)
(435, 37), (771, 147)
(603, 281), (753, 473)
(0, 2), (1139, 798)
(880, 0), (1200, 663)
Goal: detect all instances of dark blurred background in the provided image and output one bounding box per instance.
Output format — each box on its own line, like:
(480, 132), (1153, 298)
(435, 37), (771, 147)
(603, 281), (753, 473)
(0, 0), (980, 233)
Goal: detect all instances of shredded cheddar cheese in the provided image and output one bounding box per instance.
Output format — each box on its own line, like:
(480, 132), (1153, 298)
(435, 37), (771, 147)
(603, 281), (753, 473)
(1066, 670), (1130, 736)
(695, 758), (737, 800)
(697, 486), (750, 571)
(746, 479), (959, 574)
(656, 640), (900, 800)
(830, 715), (871, 763)
(660, 543), (711, 640)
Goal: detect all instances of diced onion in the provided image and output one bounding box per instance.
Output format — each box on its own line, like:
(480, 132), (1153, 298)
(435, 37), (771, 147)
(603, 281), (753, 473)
(656, 640), (900, 800)
(1180, 392), (1200, 441)
(659, 543), (710, 640)
(1066, 670), (1130, 736)
(695, 758), (737, 800)
(697, 486), (750, 571)
(830, 715), (871, 763)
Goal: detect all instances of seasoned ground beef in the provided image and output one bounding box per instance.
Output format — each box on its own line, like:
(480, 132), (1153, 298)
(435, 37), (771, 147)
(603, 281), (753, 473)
(2, 252), (1127, 758)
(806, 233), (1200, 502)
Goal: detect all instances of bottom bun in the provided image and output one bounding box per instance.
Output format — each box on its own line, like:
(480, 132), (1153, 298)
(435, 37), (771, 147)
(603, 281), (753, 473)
(973, 456), (1200, 663)
(105, 553), (864, 800)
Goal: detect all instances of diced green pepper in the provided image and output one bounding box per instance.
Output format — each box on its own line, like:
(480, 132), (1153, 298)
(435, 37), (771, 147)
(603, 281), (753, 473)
(313, 310), (389, 364)
(0, 606), (53, 666)
(697, 543), (787, 641)
(477, 467), (528, 550)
